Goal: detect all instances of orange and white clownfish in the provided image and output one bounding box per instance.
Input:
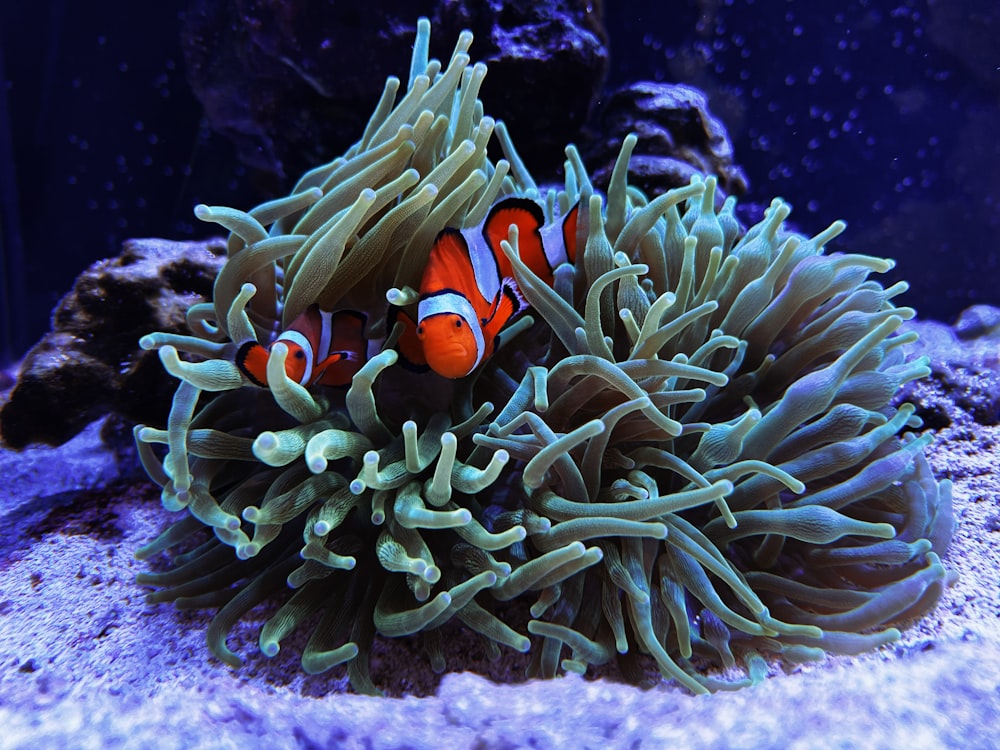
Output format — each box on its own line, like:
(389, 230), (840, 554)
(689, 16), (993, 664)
(396, 197), (579, 379)
(235, 306), (368, 388)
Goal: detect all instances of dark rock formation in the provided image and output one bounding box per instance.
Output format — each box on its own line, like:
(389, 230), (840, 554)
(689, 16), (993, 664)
(953, 304), (1000, 341)
(432, 0), (608, 173)
(181, 0), (608, 182)
(584, 82), (748, 200)
(0, 238), (225, 448)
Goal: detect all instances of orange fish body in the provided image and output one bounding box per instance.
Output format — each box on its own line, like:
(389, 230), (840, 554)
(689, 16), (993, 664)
(403, 197), (579, 379)
(236, 307), (367, 388)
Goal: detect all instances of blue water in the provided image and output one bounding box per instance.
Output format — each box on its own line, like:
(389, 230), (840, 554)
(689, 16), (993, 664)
(1, 0), (997, 363)
(606, 0), (1000, 323)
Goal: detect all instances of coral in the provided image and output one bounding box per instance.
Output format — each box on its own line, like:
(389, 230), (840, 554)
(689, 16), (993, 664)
(135, 19), (953, 694)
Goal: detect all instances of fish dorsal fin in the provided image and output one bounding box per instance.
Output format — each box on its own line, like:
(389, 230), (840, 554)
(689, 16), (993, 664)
(290, 305), (323, 334)
(422, 228), (478, 298)
(483, 198), (547, 279)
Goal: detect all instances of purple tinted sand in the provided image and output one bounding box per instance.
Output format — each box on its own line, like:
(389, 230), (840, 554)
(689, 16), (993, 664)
(1, 333), (998, 749)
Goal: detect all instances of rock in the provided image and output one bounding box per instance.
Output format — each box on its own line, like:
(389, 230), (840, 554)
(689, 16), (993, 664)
(0, 238), (225, 448)
(432, 0), (609, 174)
(585, 81), (749, 199)
(953, 304), (1000, 340)
(897, 306), (1000, 429)
(181, 0), (608, 182)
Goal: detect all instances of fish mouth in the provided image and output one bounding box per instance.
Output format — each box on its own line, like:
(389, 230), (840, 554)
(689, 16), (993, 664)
(427, 345), (475, 378)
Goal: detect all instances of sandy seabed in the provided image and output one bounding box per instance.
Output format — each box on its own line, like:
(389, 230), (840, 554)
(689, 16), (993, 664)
(0, 335), (997, 750)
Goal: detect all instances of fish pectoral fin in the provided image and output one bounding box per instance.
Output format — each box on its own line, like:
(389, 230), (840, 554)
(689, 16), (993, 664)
(288, 308), (370, 386)
(313, 350), (366, 387)
(483, 278), (527, 339)
(504, 277), (529, 313)
(389, 307), (429, 370)
(235, 341), (270, 388)
(314, 351), (347, 371)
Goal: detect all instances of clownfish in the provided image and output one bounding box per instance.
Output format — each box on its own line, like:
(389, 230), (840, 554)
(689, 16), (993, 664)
(236, 306), (368, 388)
(397, 197), (579, 378)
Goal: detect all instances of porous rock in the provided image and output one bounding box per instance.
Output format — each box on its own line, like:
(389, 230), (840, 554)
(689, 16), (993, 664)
(585, 81), (749, 199)
(432, 0), (609, 173)
(181, 0), (608, 181)
(0, 238), (225, 448)
(897, 306), (1000, 429)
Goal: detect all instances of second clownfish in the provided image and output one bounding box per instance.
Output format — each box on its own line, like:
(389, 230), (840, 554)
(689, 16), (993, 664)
(236, 306), (368, 388)
(396, 197), (579, 378)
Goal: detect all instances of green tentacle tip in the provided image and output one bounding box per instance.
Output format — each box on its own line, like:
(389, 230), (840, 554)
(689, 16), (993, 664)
(259, 635), (282, 658)
(302, 643), (360, 675)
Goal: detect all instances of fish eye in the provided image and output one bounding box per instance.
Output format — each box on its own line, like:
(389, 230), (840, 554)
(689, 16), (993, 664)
(294, 351), (305, 359)
(417, 325), (424, 335)
(454, 318), (463, 328)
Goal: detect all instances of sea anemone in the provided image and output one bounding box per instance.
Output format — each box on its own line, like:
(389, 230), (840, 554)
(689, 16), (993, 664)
(134, 18), (953, 695)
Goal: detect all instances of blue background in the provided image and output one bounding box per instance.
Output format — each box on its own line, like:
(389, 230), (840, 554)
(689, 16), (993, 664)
(1, 0), (997, 362)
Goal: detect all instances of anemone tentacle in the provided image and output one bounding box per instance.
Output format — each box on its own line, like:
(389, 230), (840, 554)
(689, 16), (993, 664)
(135, 17), (953, 695)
